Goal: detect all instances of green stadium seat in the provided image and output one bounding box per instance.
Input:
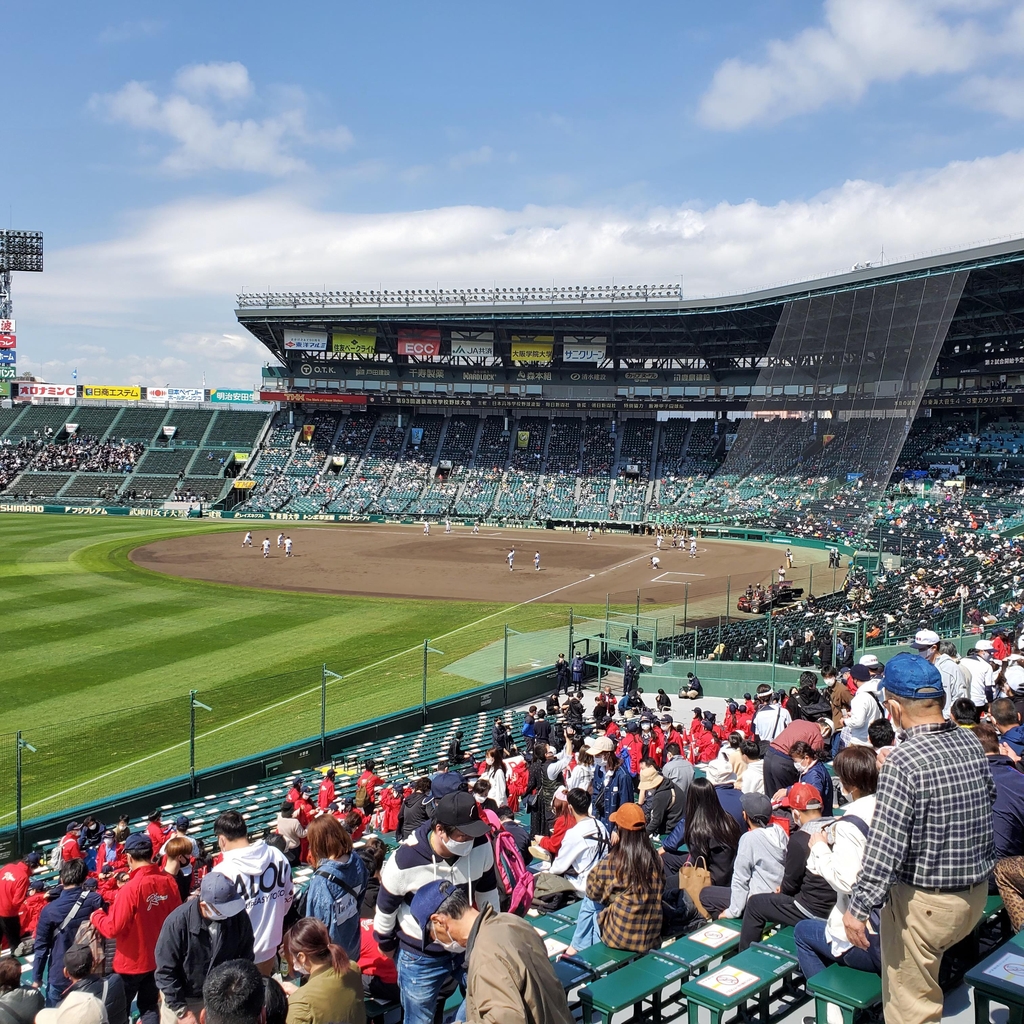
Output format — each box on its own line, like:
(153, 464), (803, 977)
(679, 946), (801, 1024)
(578, 951), (689, 1024)
(562, 941), (639, 977)
(551, 900), (582, 924)
(752, 925), (798, 958)
(805, 965), (882, 1024)
(657, 922), (742, 975)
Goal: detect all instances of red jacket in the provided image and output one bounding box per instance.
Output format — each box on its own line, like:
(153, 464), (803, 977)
(538, 811), (574, 855)
(19, 891), (46, 938)
(357, 771), (384, 805)
(90, 863), (181, 973)
(146, 822), (171, 851)
(663, 728), (686, 755)
(96, 842), (126, 877)
(58, 832), (83, 864)
(0, 861), (30, 917)
(639, 731), (664, 768)
(616, 734), (643, 776)
(317, 777), (336, 811)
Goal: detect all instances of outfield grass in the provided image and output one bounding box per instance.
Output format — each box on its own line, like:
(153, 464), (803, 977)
(1, 514), (592, 826)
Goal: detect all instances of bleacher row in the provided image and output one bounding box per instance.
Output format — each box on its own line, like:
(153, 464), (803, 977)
(0, 406), (270, 505)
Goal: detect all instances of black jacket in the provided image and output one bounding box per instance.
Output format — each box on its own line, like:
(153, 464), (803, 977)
(154, 897), (255, 1011)
(67, 975), (128, 1024)
(396, 791), (430, 841)
(533, 719), (552, 746)
(781, 827), (838, 919)
(644, 779), (687, 837)
(0, 988), (44, 1024)
(32, 886), (103, 988)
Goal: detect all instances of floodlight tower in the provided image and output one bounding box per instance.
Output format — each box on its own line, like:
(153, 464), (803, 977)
(0, 230), (44, 320)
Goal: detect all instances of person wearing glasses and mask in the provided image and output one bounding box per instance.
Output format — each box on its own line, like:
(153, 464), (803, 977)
(373, 793), (499, 1024)
(411, 880), (572, 1024)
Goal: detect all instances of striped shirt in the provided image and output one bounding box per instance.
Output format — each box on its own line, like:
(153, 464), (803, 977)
(848, 721), (996, 921)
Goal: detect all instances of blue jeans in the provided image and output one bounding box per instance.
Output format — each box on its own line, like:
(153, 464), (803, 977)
(570, 897), (604, 951)
(396, 948), (466, 1024)
(793, 917), (881, 978)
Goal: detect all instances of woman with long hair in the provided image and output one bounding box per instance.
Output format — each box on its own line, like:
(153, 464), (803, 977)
(481, 747), (507, 807)
(303, 815), (367, 963)
(661, 777), (743, 884)
(568, 803), (664, 953)
(282, 917), (364, 1024)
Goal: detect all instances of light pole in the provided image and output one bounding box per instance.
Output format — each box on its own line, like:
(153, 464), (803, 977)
(321, 666), (343, 762)
(189, 691), (213, 797)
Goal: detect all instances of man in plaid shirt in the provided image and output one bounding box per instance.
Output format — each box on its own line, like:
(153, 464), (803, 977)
(845, 653), (996, 1024)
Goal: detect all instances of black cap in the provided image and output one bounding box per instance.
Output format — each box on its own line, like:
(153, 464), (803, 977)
(433, 792), (490, 838)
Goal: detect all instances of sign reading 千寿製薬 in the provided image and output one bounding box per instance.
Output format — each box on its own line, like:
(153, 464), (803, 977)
(209, 389), (255, 403)
(83, 385), (141, 401)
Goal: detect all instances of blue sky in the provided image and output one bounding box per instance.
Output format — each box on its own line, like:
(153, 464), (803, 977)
(8, 0), (1024, 387)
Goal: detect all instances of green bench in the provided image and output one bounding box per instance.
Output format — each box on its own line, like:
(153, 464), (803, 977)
(551, 900), (582, 924)
(563, 941), (641, 977)
(805, 965), (883, 1024)
(658, 922), (742, 975)
(752, 926), (797, 960)
(965, 937), (1024, 1024)
(579, 951), (690, 1024)
(680, 945), (801, 1024)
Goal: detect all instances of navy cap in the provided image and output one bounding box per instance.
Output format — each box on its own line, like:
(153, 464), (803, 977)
(29, 877), (46, 892)
(66, 821), (81, 833)
(123, 832), (152, 856)
(25, 852), (41, 868)
(410, 879), (457, 935)
(882, 652), (945, 701)
(850, 665), (871, 682)
(174, 816), (190, 830)
(429, 771), (465, 804)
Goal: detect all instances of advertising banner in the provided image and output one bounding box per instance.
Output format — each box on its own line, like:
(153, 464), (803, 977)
(563, 338), (607, 363)
(511, 337), (553, 364)
(0, 334), (15, 350)
(168, 387), (204, 402)
(0, 381), (8, 397)
(258, 390), (366, 406)
(332, 333), (376, 355)
(17, 382), (76, 399)
(145, 388), (168, 401)
(451, 339), (493, 358)
(210, 389), (255, 403)
(410, 427), (424, 445)
(233, 452), (250, 462)
(0, 319), (14, 333)
(0, 351), (15, 365)
(233, 479), (256, 489)
(284, 330), (329, 352)
(83, 385), (141, 401)
(302, 424), (315, 442)
(517, 430), (530, 449)
(397, 329), (441, 357)
(0, 367), (14, 380)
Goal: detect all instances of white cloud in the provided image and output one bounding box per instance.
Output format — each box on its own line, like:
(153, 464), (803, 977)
(92, 63), (352, 176)
(698, 0), (1017, 129)
(449, 145), (493, 171)
(960, 74), (1024, 117)
(15, 147), (1024, 386)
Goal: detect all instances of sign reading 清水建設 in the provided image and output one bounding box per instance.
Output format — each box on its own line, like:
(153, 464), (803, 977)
(209, 389), (255, 403)
(511, 337), (553, 364)
(83, 385), (141, 401)
(332, 333), (376, 355)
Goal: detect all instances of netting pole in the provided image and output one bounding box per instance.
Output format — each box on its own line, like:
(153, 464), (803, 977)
(568, 608), (574, 658)
(16, 732), (23, 854)
(189, 692), (197, 797)
(725, 576), (731, 625)
(503, 625), (509, 707)
(635, 590), (640, 628)
(422, 640), (429, 724)
(808, 564), (813, 597)
(321, 665), (327, 763)
(683, 582), (689, 631)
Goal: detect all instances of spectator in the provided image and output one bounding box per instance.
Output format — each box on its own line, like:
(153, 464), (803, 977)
(202, 960), (264, 1024)
(570, 803), (663, 954)
(212, 811), (293, 977)
(155, 872), (255, 1024)
(680, 672), (703, 700)
(780, 740), (835, 817)
(273, 803), (306, 868)
(51, 943), (128, 1024)
(868, 719), (896, 769)
(660, 777), (744, 884)
(19, 878), (48, 952)
(90, 833), (182, 1024)
(532, 711), (552, 748)
(990, 697), (1024, 756)
(496, 806), (532, 866)
(739, 740), (766, 794)
(555, 653), (570, 696)
(699, 793), (788, 921)
(446, 732), (470, 766)
(357, 912), (399, 1006)
(355, 760), (384, 813)
(974, 724), (1024, 860)
(263, 978), (288, 1024)
(534, 788), (608, 903)
(373, 792), (498, 1024)
(32, 859), (103, 1007)
(161, 818), (199, 886)
(530, 788), (572, 861)
(96, 830), (126, 878)
(396, 779), (432, 842)
(961, 639), (999, 707)
(737, 782), (837, 951)
(304, 815), (367, 964)
(909, 629), (967, 717)
(0, 955), (43, 1024)
(762, 718), (828, 796)
(411, 880), (573, 1024)
(794, 746), (881, 1010)
(56, 822), (84, 866)
(480, 750), (507, 808)
(356, 839), (387, 920)
(840, 665), (884, 746)
(638, 759), (686, 837)
(660, 742), (694, 801)
(316, 770), (336, 813)
(0, 851), (40, 955)
(162, 837), (196, 904)
(951, 697), (981, 726)
(844, 653), (995, 1024)
(146, 811), (172, 853)
(752, 685), (791, 744)
(491, 719), (511, 756)
(589, 740), (634, 827)
(281, 918), (364, 1024)
(36, 991), (107, 1024)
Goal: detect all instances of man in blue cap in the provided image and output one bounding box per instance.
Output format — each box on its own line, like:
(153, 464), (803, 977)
(410, 879), (572, 1024)
(843, 653), (996, 1024)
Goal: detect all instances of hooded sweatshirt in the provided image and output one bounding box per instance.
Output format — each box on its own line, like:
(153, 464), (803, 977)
(213, 840), (293, 962)
(724, 823), (788, 919)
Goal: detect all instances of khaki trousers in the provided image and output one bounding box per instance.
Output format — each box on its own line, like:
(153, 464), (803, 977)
(159, 994), (204, 1024)
(880, 880), (987, 1024)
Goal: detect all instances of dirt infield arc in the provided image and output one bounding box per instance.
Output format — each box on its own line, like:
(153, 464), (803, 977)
(129, 525), (833, 607)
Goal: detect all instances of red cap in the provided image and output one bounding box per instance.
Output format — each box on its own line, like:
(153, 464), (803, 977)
(782, 782), (823, 811)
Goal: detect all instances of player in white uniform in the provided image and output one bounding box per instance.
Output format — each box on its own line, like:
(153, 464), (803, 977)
(284, 536), (293, 557)
(507, 548), (515, 572)
(778, 565), (787, 583)
(277, 532), (285, 549)
(689, 537), (697, 558)
(444, 518), (452, 534)
(472, 522), (480, 534)
(423, 521), (430, 536)
(651, 554), (661, 569)
(656, 533), (663, 550)
(243, 531), (252, 547)
(534, 551), (540, 571)
(785, 548), (794, 568)
(587, 526), (594, 540)
(262, 538), (271, 558)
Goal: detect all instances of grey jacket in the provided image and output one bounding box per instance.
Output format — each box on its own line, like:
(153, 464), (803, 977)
(725, 823), (788, 918)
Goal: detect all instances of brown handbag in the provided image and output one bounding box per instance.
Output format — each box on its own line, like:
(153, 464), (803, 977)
(678, 856), (712, 920)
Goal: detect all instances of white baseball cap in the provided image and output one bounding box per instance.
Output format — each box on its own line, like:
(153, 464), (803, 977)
(37, 993), (107, 1024)
(585, 737), (615, 755)
(975, 639), (996, 652)
(858, 654), (881, 668)
(910, 629), (941, 650)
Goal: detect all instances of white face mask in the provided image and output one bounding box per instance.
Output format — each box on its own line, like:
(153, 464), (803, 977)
(433, 922), (466, 954)
(293, 959), (310, 976)
(443, 836), (475, 858)
(793, 760), (811, 776)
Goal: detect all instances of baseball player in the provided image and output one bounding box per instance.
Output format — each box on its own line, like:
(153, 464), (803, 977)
(444, 518), (452, 534)
(277, 532), (285, 549)
(243, 531), (252, 547)
(423, 521), (430, 536)
(689, 537), (697, 558)
(507, 548), (515, 572)
(472, 522), (480, 535)
(785, 548), (794, 568)
(656, 533), (663, 550)
(587, 525), (594, 540)
(651, 554), (661, 570)
(262, 537), (271, 558)
(534, 551), (541, 571)
(284, 536), (293, 557)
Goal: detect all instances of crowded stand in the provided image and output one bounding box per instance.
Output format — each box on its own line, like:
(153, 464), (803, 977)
(9, 617), (1024, 1024)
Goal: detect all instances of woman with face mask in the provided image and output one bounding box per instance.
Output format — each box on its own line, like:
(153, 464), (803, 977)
(282, 917), (364, 1024)
(480, 748), (507, 808)
(783, 741), (834, 817)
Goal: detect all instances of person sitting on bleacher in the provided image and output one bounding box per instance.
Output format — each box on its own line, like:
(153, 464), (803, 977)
(0, 955), (43, 1024)
(638, 759), (686, 837)
(737, 782), (836, 951)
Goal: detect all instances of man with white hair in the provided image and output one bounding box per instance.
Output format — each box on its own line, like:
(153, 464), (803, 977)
(909, 629), (968, 718)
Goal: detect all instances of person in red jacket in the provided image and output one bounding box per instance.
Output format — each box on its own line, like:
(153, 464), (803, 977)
(378, 784), (403, 834)
(90, 832), (181, 1024)
(56, 822), (84, 865)
(533, 787), (573, 859)
(0, 851), (40, 953)
(286, 775), (305, 807)
(639, 719), (664, 768)
(355, 759), (385, 812)
(616, 722), (644, 780)
(145, 810), (172, 852)
(18, 877), (47, 948)
(317, 768), (337, 811)
(96, 829), (127, 878)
